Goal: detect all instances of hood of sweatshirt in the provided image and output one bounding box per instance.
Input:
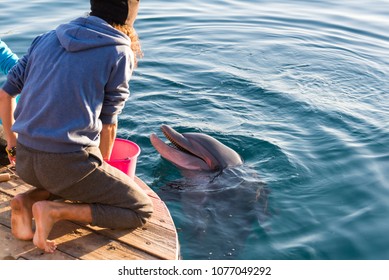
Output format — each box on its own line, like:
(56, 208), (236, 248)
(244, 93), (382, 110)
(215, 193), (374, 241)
(56, 16), (131, 52)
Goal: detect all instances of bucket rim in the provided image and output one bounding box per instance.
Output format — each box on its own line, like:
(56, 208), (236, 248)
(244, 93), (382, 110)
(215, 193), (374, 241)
(109, 138), (141, 160)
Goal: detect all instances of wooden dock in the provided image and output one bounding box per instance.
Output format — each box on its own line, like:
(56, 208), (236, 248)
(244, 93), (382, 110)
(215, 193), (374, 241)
(0, 165), (180, 260)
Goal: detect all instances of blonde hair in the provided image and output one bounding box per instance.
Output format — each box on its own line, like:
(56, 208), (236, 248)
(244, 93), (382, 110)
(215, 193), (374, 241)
(112, 23), (143, 67)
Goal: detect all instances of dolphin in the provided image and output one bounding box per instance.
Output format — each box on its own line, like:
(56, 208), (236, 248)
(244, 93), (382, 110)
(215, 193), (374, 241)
(150, 125), (243, 171)
(150, 125), (269, 259)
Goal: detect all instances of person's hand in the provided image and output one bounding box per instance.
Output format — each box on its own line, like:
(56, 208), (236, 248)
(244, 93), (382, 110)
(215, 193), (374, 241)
(5, 145), (16, 165)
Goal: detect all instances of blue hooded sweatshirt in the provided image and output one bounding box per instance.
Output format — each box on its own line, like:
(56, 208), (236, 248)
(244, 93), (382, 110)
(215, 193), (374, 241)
(0, 39), (18, 75)
(2, 16), (134, 153)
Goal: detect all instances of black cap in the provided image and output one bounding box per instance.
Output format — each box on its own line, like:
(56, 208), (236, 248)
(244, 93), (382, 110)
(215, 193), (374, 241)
(90, 0), (130, 25)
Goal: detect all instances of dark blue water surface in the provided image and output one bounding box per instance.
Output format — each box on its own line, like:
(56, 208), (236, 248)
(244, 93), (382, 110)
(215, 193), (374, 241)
(1, 0), (389, 260)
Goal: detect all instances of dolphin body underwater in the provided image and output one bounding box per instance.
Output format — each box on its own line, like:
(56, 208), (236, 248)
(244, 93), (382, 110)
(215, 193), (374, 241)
(150, 125), (269, 259)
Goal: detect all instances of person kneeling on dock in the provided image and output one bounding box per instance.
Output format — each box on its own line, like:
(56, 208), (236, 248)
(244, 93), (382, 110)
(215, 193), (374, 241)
(0, 0), (153, 253)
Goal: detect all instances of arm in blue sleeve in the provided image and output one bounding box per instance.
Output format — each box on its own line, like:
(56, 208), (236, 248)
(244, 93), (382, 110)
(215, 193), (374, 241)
(0, 39), (19, 75)
(2, 35), (43, 96)
(99, 53), (133, 124)
(1, 53), (28, 96)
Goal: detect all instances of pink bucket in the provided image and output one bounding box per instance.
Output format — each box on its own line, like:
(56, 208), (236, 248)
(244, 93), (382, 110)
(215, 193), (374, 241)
(106, 138), (141, 179)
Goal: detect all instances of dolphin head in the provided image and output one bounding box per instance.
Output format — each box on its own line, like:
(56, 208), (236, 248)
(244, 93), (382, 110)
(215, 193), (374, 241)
(150, 125), (243, 171)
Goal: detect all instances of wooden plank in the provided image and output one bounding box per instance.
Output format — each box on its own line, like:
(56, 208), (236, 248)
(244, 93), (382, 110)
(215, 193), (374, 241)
(0, 174), (32, 197)
(0, 191), (16, 227)
(85, 177), (179, 260)
(48, 221), (160, 260)
(0, 168), (179, 260)
(87, 198), (179, 260)
(0, 176), (177, 233)
(135, 176), (161, 199)
(0, 191), (160, 260)
(0, 224), (75, 260)
(0, 192), (75, 260)
(135, 177), (177, 231)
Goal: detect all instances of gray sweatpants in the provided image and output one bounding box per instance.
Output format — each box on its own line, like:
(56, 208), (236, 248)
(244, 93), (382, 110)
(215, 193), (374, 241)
(16, 142), (153, 229)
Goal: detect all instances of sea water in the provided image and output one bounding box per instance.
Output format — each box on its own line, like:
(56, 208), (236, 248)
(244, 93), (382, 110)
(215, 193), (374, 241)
(1, 0), (388, 260)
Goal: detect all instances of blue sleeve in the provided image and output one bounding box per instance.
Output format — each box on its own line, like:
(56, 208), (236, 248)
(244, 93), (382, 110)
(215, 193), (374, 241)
(1, 53), (28, 96)
(99, 53), (133, 124)
(0, 39), (19, 75)
(1, 35), (43, 96)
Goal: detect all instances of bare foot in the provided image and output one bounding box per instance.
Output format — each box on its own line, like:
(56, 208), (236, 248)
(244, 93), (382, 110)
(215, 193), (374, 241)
(32, 201), (58, 253)
(10, 194), (34, 240)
